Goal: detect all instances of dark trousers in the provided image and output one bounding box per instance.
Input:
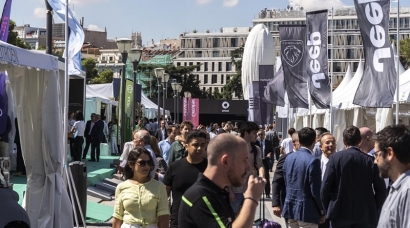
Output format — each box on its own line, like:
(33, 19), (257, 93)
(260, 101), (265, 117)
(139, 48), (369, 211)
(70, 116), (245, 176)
(262, 158), (271, 195)
(72, 136), (84, 162)
(16, 142), (26, 174)
(82, 136), (91, 158)
(90, 140), (101, 161)
(274, 147), (280, 161)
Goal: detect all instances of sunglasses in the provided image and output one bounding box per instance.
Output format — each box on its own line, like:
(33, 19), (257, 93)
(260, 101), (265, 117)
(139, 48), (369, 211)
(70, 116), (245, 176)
(136, 160), (153, 167)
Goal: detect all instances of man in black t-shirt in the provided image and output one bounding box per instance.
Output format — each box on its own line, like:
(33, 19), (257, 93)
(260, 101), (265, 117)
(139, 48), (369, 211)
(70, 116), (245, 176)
(178, 133), (266, 228)
(163, 130), (208, 228)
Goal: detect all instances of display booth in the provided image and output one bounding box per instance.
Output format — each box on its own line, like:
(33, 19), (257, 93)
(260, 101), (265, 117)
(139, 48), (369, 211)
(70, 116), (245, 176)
(0, 41), (73, 227)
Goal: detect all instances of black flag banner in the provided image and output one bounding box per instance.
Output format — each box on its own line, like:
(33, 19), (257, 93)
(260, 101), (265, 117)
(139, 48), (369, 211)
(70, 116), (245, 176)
(264, 65), (286, 107)
(279, 25), (309, 108)
(259, 65), (275, 124)
(353, 0), (396, 107)
(306, 9), (330, 109)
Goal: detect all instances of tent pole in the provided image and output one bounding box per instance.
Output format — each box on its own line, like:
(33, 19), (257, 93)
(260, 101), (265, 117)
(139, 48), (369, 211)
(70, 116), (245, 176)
(329, 7), (334, 133)
(396, 1), (400, 124)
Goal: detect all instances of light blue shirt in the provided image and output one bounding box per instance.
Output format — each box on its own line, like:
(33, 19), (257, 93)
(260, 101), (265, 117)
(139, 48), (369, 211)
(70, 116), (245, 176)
(158, 139), (172, 164)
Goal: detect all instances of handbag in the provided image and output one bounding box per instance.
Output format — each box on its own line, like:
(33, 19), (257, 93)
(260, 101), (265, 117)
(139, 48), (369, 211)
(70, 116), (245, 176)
(68, 129), (78, 139)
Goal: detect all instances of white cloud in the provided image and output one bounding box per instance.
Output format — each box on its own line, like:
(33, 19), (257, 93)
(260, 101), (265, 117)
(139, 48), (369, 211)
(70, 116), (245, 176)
(197, 0), (212, 5)
(223, 0), (239, 7)
(87, 24), (103, 31)
(292, 0), (344, 11)
(33, 7), (47, 19)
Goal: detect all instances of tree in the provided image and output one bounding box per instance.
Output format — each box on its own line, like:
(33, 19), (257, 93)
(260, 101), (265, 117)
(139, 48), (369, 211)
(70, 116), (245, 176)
(399, 38), (410, 69)
(222, 46), (244, 99)
(92, 69), (114, 84)
(82, 58), (99, 83)
(213, 87), (223, 100)
(7, 20), (31, 49)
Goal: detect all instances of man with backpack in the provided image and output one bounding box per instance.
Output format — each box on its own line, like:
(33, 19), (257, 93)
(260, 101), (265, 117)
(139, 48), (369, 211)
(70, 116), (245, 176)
(228, 121), (265, 214)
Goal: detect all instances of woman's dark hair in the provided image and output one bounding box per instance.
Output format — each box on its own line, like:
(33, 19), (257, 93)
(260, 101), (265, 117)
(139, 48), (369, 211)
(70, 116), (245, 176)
(74, 112), (84, 121)
(124, 147), (154, 179)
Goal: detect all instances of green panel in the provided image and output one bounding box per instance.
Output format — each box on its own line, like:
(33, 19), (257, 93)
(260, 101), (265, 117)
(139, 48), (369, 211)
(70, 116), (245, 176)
(125, 79), (133, 142)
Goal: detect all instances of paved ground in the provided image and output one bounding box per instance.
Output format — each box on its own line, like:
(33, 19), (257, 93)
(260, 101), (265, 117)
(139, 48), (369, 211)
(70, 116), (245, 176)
(81, 162), (287, 228)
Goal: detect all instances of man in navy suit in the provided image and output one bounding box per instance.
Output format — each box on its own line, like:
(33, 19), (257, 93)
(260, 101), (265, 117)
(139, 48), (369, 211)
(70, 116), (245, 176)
(82, 113), (96, 159)
(283, 127), (326, 227)
(256, 129), (274, 198)
(321, 126), (386, 228)
(89, 114), (104, 162)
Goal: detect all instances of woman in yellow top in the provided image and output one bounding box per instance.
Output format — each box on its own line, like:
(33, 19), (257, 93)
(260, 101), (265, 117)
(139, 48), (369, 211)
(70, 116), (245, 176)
(112, 147), (170, 228)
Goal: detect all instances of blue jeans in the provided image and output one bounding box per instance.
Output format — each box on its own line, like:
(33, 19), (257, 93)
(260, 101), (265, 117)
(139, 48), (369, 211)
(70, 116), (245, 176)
(230, 193), (244, 213)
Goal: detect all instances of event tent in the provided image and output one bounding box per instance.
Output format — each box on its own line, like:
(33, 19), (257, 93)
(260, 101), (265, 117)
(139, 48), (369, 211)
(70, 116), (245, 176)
(0, 40), (72, 227)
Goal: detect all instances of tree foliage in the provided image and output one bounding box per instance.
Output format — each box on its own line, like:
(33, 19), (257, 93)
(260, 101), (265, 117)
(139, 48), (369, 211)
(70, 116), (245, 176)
(82, 58), (99, 83)
(92, 69), (114, 84)
(399, 38), (410, 69)
(222, 46), (244, 99)
(7, 20), (31, 49)
(213, 87), (223, 100)
(138, 64), (205, 98)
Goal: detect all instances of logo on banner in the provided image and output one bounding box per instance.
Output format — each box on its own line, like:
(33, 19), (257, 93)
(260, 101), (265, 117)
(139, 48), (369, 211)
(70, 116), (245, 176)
(281, 40), (304, 67)
(0, 108), (2, 116)
(127, 84), (132, 93)
(222, 101), (230, 113)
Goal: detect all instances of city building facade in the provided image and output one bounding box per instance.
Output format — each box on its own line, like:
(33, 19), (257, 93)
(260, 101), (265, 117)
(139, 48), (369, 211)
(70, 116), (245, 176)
(173, 27), (249, 98)
(252, 6), (410, 83)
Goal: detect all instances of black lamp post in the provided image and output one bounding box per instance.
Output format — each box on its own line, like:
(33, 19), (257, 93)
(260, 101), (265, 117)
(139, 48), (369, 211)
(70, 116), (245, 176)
(116, 38), (132, 149)
(129, 48), (143, 130)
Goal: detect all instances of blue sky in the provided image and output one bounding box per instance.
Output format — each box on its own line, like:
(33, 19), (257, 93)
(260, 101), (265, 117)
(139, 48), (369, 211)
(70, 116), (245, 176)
(8, 0), (410, 45)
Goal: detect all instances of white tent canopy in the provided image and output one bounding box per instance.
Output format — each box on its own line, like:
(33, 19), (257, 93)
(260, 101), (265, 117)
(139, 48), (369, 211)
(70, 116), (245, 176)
(0, 40), (72, 227)
(86, 83), (170, 119)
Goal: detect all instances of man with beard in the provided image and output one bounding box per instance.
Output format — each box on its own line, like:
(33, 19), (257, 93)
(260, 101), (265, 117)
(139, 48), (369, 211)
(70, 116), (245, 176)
(178, 133), (266, 228)
(321, 126), (386, 228)
(374, 125), (410, 228)
(163, 130), (208, 228)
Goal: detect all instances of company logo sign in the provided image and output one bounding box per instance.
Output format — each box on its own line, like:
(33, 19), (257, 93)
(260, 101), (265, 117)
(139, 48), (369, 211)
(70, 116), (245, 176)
(222, 101), (230, 113)
(127, 84), (133, 93)
(281, 40), (304, 67)
(0, 44), (19, 64)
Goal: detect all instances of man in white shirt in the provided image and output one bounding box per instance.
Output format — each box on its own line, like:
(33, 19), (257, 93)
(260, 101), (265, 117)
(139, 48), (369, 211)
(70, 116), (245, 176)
(319, 132), (336, 180)
(280, 128), (296, 154)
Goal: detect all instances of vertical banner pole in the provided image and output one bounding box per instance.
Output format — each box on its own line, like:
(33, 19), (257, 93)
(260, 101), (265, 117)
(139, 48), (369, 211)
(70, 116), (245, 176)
(396, 0), (400, 124)
(329, 7), (334, 133)
(308, 81), (312, 128)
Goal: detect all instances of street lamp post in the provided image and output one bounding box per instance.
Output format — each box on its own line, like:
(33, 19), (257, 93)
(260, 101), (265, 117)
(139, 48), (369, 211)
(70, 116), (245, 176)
(163, 73), (170, 121)
(154, 68), (165, 127)
(171, 83), (178, 124)
(176, 84), (183, 123)
(116, 38), (133, 150)
(129, 48), (143, 130)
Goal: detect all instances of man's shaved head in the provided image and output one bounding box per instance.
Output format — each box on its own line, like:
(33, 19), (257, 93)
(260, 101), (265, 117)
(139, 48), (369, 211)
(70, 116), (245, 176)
(359, 127), (374, 153)
(207, 133), (247, 166)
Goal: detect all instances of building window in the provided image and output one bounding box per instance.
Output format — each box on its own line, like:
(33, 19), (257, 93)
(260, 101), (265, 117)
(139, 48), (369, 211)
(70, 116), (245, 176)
(226, 62), (232, 71)
(109, 56), (113, 61)
(212, 74), (217, 84)
(204, 62), (208, 71)
(177, 62), (181, 67)
(189, 62), (193, 66)
(102, 56), (106, 61)
(212, 62), (215, 71)
(196, 39), (202, 48)
(213, 51), (219, 57)
(204, 74), (208, 84)
(184, 62), (187, 66)
(209, 87), (213, 94)
(196, 75), (199, 81)
(203, 87), (206, 93)
(231, 38), (238, 47)
(213, 38), (220, 48)
(221, 74), (224, 84)
(196, 62), (201, 71)
(218, 62), (222, 71)
(227, 75), (231, 81)
(195, 51), (202, 57)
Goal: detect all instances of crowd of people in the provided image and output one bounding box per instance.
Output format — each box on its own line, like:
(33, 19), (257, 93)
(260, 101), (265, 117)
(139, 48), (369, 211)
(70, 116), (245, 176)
(67, 113), (410, 228)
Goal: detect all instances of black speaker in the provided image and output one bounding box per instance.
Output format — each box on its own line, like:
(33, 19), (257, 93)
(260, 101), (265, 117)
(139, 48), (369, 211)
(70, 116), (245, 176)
(69, 161), (87, 224)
